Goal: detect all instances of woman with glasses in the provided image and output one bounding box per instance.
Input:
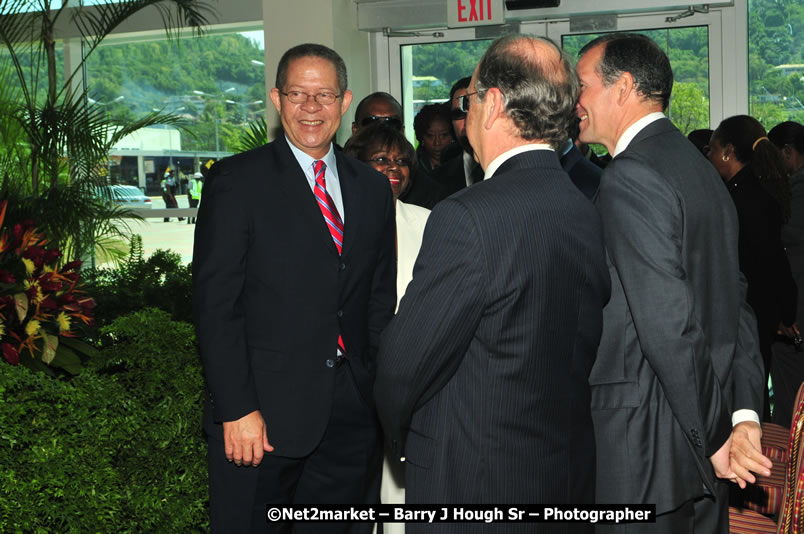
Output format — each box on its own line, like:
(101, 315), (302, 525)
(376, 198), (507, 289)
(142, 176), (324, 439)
(344, 124), (429, 532)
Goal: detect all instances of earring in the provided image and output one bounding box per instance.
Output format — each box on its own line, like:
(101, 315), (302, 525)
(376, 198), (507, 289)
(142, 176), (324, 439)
(722, 154), (729, 162)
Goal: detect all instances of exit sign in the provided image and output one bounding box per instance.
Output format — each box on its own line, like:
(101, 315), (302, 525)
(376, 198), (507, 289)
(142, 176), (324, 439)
(448, 0), (505, 27)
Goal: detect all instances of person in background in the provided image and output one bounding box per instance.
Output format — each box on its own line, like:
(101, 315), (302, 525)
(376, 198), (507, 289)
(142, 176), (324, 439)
(558, 117), (602, 199)
(351, 91), (403, 134)
(768, 121), (804, 425)
(188, 171), (203, 224)
(350, 92), (445, 210)
(707, 115), (797, 423)
(344, 123), (429, 534)
(161, 169), (180, 222)
(688, 128), (714, 156)
(577, 34), (769, 532)
(412, 103), (453, 176)
(431, 76), (484, 196)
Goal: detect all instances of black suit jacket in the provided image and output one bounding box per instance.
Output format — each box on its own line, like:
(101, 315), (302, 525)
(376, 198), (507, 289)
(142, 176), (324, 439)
(193, 138), (396, 457)
(375, 150), (610, 508)
(592, 118), (764, 514)
(560, 144), (601, 200)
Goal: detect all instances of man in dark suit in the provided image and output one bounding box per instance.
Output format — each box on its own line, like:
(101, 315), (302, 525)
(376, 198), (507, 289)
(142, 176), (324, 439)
(375, 35), (610, 531)
(193, 43), (396, 533)
(432, 76), (484, 196)
(576, 34), (771, 532)
(557, 118), (601, 200)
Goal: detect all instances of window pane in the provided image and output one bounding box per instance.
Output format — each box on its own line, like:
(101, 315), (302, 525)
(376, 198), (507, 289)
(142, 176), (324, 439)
(84, 29), (266, 193)
(563, 26), (710, 141)
(748, 0), (804, 130)
(400, 39), (492, 142)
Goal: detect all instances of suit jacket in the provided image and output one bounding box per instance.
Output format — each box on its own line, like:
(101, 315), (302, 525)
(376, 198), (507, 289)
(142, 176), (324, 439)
(430, 152), (483, 197)
(560, 144), (602, 200)
(193, 137), (397, 457)
(375, 150), (610, 508)
(591, 118), (765, 514)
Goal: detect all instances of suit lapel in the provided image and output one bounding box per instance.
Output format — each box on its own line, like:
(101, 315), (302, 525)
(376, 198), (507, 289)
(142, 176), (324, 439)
(336, 151), (362, 260)
(271, 139), (341, 256)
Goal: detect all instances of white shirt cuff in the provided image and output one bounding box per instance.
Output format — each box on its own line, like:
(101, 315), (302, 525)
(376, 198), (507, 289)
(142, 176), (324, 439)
(732, 409), (761, 426)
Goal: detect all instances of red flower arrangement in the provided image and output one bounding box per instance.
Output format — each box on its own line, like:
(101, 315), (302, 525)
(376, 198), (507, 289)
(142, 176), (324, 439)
(0, 200), (95, 367)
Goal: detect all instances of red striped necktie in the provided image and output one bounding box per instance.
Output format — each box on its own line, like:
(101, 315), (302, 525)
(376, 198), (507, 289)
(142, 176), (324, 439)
(313, 160), (347, 355)
(313, 160), (344, 255)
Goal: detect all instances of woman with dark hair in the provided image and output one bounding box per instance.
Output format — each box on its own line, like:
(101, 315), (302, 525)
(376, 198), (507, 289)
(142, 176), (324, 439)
(708, 115), (798, 420)
(412, 103), (454, 174)
(768, 120), (804, 425)
(344, 124), (429, 526)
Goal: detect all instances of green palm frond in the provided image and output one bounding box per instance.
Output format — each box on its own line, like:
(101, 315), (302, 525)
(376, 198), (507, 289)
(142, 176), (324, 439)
(237, 115), (268, 153)
(0, 0), (214, 263)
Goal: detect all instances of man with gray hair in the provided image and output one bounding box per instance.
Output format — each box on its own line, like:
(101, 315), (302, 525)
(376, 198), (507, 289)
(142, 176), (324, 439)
(577, 33), (770, 531)
(375, 35), (610, 527)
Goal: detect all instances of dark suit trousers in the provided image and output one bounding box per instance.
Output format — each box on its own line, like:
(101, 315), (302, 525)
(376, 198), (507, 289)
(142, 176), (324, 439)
(208, 362), (382, 534)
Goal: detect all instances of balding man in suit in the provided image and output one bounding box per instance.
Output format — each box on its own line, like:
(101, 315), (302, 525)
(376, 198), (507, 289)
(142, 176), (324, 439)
(375, 35), (610, 533)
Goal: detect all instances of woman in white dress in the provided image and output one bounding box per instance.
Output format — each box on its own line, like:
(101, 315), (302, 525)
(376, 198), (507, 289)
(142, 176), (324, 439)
(344, 124), (430, 534)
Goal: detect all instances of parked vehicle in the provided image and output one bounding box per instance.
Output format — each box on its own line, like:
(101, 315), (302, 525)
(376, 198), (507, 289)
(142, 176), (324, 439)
(99, 185), (152, 208)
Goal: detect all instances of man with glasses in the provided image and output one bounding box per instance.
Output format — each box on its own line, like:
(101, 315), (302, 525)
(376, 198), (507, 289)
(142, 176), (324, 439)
(194, 43), (396, 533)
(375, 35), (610, 517)
(351, 91), (403, 134)
(431, 76), (484, 196)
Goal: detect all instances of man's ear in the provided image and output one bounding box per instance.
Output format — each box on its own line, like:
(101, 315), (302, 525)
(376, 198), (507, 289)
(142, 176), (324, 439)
(484, 88), (504, 130)
(616, 72), (636, 106)
(340, 90), (353, 115)
(269, 87), (282, 113)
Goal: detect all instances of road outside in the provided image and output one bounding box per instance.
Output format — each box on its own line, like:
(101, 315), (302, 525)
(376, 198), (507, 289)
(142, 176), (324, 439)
(112, 196), (197, 265)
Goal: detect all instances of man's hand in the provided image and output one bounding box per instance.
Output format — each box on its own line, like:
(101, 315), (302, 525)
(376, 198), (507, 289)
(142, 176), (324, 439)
(222, 410), (274, 467)
(710, 434), (741, 484)
(777, 321), (800, 339)
(729, 421), (772, 488)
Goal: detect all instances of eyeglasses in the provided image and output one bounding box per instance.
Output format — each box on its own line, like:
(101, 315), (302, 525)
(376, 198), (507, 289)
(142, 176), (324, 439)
(360, 115), (403, 130)
(449, 108), (467, 121)
(458, 91), (482, 113)
(280, 90), (341, 105)
(368, 157), (411, 168)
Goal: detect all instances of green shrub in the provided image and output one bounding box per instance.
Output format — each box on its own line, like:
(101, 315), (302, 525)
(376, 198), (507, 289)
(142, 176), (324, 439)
(84, 239), (193, 327)
(0, 309), (207, 533)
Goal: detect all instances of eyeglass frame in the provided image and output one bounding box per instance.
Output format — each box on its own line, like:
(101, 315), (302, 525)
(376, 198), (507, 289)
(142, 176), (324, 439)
(359, 115), (403, 129)
(279, 90), (342, 106)
(458, 90), (484, 113)
(367, 156), (411, 168)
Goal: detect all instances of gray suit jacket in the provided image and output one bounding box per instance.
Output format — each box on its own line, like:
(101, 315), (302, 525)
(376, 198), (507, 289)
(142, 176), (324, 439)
(375, 150), (610, 514)
(591, 118), (764, 514)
